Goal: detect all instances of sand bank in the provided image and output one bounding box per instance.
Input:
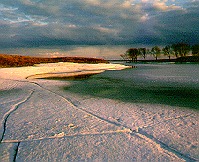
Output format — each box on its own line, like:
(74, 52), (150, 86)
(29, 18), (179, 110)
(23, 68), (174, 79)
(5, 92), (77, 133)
(0, 62), (130, 80)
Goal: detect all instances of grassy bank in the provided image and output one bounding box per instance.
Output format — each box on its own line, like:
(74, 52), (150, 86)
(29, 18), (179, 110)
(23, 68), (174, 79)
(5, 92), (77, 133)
(0, 54), (108, 68)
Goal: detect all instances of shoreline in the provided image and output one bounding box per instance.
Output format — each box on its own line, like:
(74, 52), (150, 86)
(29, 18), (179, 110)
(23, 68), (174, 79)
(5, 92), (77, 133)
(109, 56), (199, 63)
(26, 70), (105, 80)
(0, 62), (131, 80)
(0, 54), (131, 80)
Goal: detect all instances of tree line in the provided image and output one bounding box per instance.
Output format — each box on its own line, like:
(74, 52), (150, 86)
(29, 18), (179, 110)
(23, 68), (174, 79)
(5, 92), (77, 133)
(120, 43), (199, 62)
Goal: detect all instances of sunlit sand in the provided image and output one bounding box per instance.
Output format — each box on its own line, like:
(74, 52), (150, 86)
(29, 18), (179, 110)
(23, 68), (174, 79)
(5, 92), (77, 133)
(0, 62), (129, 80)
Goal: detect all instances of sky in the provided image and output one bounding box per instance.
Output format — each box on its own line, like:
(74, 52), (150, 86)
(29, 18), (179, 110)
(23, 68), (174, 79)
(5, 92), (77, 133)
(0, 0), (199, 49)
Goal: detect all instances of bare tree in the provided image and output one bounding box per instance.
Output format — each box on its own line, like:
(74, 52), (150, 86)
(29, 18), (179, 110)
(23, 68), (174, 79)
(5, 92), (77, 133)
(151, 46), (161, 61)
(162, 45), (173, 60)
(138, 48), (147, 60)
(120, 53), (130, 61)
(171, 44), (179, 58)
(172, 43), (190, 57)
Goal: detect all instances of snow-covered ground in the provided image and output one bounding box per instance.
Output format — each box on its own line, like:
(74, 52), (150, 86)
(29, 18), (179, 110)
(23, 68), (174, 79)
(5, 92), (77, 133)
(0, 62), (198, 161)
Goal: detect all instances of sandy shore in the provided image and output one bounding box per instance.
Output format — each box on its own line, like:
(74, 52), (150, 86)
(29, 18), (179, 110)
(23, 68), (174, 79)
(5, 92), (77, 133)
(0, 62), (198, 161)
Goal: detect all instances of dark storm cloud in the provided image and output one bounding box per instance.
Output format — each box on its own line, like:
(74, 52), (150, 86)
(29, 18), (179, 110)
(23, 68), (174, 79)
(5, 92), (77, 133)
(147, 1), (199, 45)
(0, 0), (198, 48)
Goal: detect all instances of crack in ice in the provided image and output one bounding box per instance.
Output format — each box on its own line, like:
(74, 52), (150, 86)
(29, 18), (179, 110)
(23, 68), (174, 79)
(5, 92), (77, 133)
(2, 129), (132, 143)
(131, 128), (197, 162)
(0, 90), (34, 143)
(30, 81), (125, 127)
(13, 142), (20, 162)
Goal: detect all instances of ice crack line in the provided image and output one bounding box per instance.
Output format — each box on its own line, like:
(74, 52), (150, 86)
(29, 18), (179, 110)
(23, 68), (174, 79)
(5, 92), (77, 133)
(131, 128), (197, 162)
(13, 142), (20, 162)
(30, 81), (124, 127)
(2, 129), (132, 143)
(0, 90), (34, 143)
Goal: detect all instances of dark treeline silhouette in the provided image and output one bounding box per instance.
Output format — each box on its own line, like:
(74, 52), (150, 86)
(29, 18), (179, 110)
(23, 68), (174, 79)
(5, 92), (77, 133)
(121, 43), (199, 62)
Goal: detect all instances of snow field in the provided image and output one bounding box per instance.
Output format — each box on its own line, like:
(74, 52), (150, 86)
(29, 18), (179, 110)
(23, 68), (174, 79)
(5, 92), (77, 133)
(0, 62), (198, 161)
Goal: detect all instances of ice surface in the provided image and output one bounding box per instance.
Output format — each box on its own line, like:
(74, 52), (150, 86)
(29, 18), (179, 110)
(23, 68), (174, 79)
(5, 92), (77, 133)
(0, 63), (198, 161)
(16, 133), (184, 161)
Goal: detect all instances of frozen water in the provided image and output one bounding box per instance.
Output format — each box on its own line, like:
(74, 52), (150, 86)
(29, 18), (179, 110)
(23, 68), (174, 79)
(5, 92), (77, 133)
(0, 63), (198, 161)
(65, 63), (199, 109)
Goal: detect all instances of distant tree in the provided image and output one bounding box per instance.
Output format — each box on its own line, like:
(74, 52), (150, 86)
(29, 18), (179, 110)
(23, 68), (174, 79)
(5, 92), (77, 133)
(138, 48), (147, 59)
(191, 44), (199, 56)
(120, 53), (130, 60)
(171, 44), (179, 58)
(126, 48), (139, 62)
(146, 49), (151, 55)
(172, 43), (190, 57)
(162, 45), (173, 60)
(151, 46), (161, 61)
(179, 43), (190, 57)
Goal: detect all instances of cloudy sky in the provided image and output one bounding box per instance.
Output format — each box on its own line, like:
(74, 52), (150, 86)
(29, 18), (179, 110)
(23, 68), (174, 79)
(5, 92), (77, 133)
(0, 0), (199, 49)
